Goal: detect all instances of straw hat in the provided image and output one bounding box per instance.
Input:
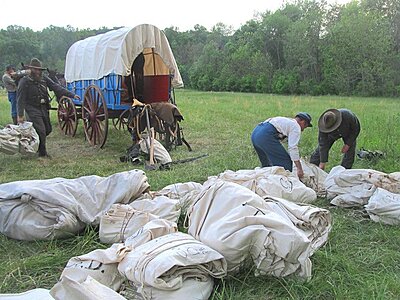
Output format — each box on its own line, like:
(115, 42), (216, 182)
(318, 109), (342, 133)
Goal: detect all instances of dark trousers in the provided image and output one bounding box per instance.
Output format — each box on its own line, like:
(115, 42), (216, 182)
(309, 138), (356, 169)
(26, 105), (52, 156)
(251, 122), (293, 171)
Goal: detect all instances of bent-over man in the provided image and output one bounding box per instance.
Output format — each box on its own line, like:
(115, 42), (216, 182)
(310, 108), (360, 170)
(251, 112), (313, 178)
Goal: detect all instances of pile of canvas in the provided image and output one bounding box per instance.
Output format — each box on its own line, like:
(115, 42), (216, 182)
(0, 122), (39, 155)
(292, 159), (328, 197)
(50, 219), (225, 300)
(205, 166), (317, 204)
(188, 180), (331, 279)
(155, 182), (203, 214)
(99, 195), (182, 243)
(325, 166), (400, 208)
(0, 170), (150, 240)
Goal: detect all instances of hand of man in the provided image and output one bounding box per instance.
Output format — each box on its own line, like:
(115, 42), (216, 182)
(297, 168), (304, 179)
(319, 162), (326, 170)
(17, 116), (25, 124)
(341, 144), (350, 153)
(74, 95), (80, 100)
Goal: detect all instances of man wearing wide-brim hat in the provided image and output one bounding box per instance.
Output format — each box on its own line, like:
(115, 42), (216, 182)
(17, 58), (80, 158)
(310, 108), (360, 170)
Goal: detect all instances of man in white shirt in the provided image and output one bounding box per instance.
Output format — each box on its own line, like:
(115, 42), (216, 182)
(251, 112), (312, 178)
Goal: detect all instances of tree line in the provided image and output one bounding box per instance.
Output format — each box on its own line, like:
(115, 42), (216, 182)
(1, 0), (399, 97)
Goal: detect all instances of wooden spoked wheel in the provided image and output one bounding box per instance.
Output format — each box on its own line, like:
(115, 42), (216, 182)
(57, 96), (78, 137)
(82, 85), (109, 148)
(113, 108), (131, 131)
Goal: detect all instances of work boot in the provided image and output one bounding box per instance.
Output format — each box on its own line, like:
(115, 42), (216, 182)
(12, 116), (17, 125)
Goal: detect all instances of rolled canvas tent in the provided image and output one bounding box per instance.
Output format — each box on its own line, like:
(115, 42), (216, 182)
(64, 24), (183, 88)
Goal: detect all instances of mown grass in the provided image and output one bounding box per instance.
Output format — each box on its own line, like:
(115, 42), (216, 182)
(0, 89), (400, 299)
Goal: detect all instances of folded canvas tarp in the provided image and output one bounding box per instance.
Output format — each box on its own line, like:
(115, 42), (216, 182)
(99, 204), (159, 243)
(205, 166), (317, 204)
(50, 276), (126, 300)
(129, 195), (181, 223)
(365, 188), (400, 225)
(0, 122), (39, 155)
(292, 159), (328, 197)
(0, 288), (54, 300)
(188, 180), (331, 279)
(53, 219), (177, 299)
(325, 166), (400, 207)
(118, 232), (227, 299)
(0, 170), (149, 240)
(154, 182), (203, 214)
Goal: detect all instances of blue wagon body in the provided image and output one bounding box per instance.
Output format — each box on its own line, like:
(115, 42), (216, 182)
(67, 73), (131, 111)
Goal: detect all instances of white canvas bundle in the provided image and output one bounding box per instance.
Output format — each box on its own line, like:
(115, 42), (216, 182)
(123, 218), (178, 248)
(0, 288), (54, 300)
(139, 137), (172, 165)
(135, 277), (214, 300)
(365, 188), (400, 225)
(263, 196), (332, 254)
(205, 167), (317, 204)
(292, 159), (328, 197)
(155, 182), (203, 214)
(99, 204), (159, 243)
(325, 166), (400, 207)
(188, 180), (316, 279)
(0, 170), (149, 240)
(0, 122), (39, 155)
(129, 196), (181, 223)
(118, 232), (227, 299)
(59, 243), (126, 291)
(50, 275), (126, 300)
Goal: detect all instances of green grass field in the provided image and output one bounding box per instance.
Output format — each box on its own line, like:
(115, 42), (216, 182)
(0, 89), (399, 299)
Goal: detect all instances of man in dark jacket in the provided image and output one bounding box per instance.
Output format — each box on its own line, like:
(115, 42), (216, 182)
(17, 58), (79, 158)
(310, 108), (360, 170)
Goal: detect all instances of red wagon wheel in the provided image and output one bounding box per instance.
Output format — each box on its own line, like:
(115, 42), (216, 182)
(57, 96), (78, 137)
(82, 85), (108, 148)
(112, 108), (131, 131)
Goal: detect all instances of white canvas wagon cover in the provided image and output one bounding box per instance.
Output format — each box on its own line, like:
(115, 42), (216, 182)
(65, 24), (183, 87)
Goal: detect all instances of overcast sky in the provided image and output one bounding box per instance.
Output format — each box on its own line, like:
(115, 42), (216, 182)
(1, 0), (350, 32)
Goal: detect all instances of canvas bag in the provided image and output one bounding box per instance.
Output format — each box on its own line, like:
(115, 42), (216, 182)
(99, 204), (159, 243)
(129, 196), (181, 223)
(58, 219), (178, 296)
(263, 196), (332, 255)
(205, 167), (317, 204)
(188, 180), (314, 279)
(292, 159), (328, 197)
(0, 122), (39, 155)
(0, 170), (149, 240)
(139, 137), (172, 165)
(155, 182), (203, 214)
(50, 275), (127, 300)
(365, 188), (400, 225)
(59, 243), (127, 292)
(118, 232), (227, 299)
(325, 166), (400, 207)
(0, 288), (54, 300)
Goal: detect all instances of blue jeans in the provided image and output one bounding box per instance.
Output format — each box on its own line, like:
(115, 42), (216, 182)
(8, 91), (17, 117)
(251, 122), (293, 171)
